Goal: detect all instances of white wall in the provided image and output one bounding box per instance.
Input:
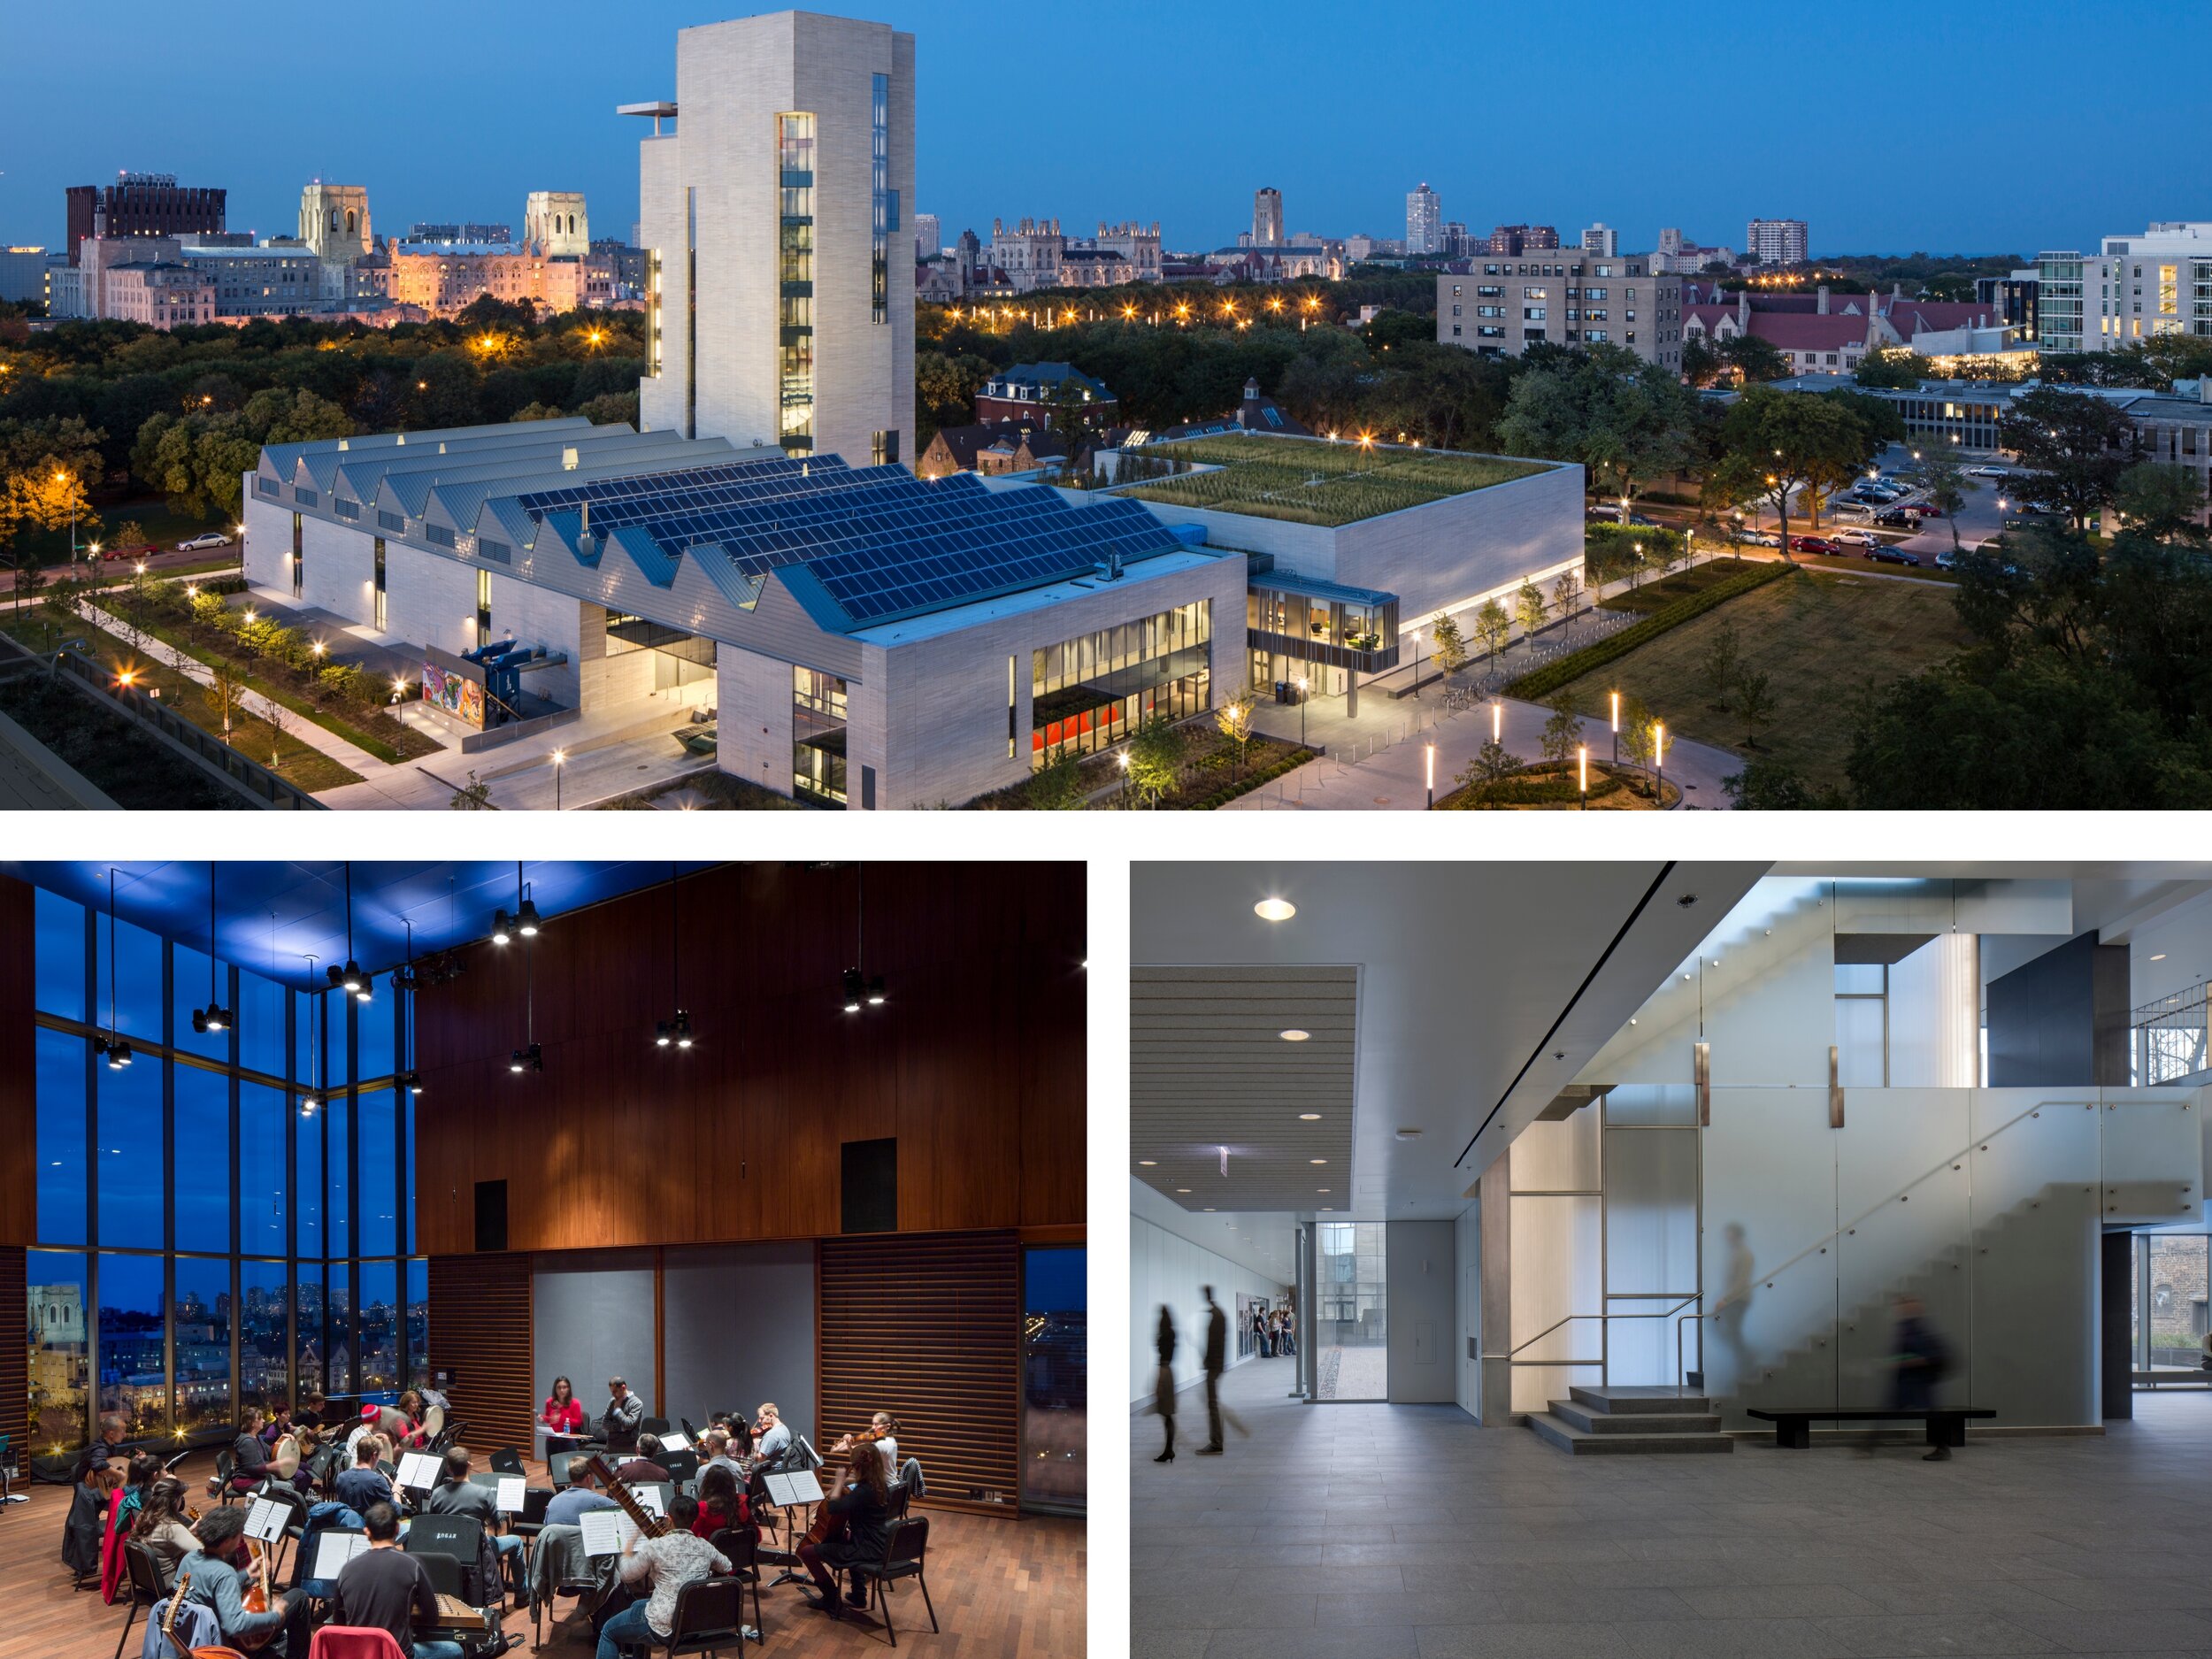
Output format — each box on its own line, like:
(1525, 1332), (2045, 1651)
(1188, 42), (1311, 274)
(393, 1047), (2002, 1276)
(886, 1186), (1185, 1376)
(1455, 1201), (1481, 1418)
(1386, 1218), (1457, 1403)
(1131, 1210), (1287, 1407)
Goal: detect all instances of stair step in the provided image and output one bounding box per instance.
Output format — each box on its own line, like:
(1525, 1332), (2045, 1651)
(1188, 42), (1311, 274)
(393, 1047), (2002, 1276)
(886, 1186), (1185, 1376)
(1548, 1399), (1722, 1435)
(1529, 1412), (1735, 1455)
(1569, 1384), (1712, 1415)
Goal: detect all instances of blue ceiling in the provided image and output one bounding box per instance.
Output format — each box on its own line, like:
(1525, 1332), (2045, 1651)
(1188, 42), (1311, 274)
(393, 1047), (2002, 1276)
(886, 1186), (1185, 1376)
(4, 861), (721, 989)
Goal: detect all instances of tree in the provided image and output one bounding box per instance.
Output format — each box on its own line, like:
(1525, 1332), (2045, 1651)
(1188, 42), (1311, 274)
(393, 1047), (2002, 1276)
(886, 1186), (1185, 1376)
(2111, 462), (2208, 545)
(1916, 443), (1977, 552)
(1701, 618), (1741, 710)
(1514, 579), (1548, 640)
(2000, 384), (2139, 530)
(1549, 569), (1581, 630)
(1025, 749), (1089, 809)
(1617, 693), (1657, 778)
(1125, 715), (1186, 809)
(1709, 384), (1899, 551)
(1494, 344), (1699, 515)
(1723, 758), (1821, 809)
(1472, 596), (1511, 671)
(449, 770), (495, 810)
(1717, 334), (1792, 385)
(111, 519), (147, 554)
(1457, 738), (1519, 808)
(578, 391), (641, 427)
(1216, 687), (1259, 774)
(1540, 695), (1584, 767)
(510, 402), (567, 422)
(204, 664), (244, 744)
(1854, 349), (1924, 390)
(264, 695), (288, 772)
(1429, 611), (1469, 679)
(1735, 669), (1775, 749)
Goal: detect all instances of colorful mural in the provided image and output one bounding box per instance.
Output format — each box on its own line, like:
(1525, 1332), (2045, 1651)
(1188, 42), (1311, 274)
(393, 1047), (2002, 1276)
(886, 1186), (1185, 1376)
(423, 662), (486, 729)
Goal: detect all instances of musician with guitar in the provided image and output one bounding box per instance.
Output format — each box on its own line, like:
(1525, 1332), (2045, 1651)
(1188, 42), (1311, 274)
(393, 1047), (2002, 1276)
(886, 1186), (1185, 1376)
(334, 1501), (465, 1659)
(582, 1455), (733, 1659)
(173, 1503), (291, 1652)
(795, 1431), (894, 1621)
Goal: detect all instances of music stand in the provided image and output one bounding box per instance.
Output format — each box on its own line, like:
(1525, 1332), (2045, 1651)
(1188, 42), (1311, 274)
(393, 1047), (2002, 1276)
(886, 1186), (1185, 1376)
(760, 1467), (825, 1588)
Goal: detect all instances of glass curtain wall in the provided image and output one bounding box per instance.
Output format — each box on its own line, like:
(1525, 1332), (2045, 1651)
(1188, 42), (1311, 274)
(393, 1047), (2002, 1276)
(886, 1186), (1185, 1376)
(27, 883), (425, 1455)
(1314, 1221), (1386, 1401)
(2139, 1233), (2209, 1375)
(1019, 1245), (1085, 1514)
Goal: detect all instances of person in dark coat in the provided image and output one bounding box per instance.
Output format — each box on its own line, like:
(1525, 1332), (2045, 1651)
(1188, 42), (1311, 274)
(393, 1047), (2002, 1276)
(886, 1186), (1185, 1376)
(1152, 1307), (1178, 1463)
(1883, 1294), (1954, 1462)
(62, 1466), (119, 1586)
(1198, 1287), (1228, 1455)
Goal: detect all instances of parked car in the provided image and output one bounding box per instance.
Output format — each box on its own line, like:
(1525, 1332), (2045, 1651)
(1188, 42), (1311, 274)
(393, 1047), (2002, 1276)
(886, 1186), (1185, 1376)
(1791, 535), (1840, 555)
(1586, 503), (1622, 521)
(1866, 546), (1920, 566)
(1625, 513), (1659, 527)
(1911, 503), (1943, 517)
(1875, 509), (1918, 528)
(1833, 529), (1879, 549)
(175, 531), (233, 552)
(1935, 547), (1964, 570)
(1832, 501), (1874, 520)
(1731, 528), (1782, 548)
(1965, 465), (2011, 479)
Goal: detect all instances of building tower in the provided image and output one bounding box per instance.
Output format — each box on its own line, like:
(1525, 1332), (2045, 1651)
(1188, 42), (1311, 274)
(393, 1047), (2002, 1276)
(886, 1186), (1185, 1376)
(299, 182), (372, 263)
(524, 191), (590, 256)
(1406, 182), (1441, 255)
(1580, 222), (1618, 257)
(1254, 187), (1283, 247)
(626, 11), (915, 466)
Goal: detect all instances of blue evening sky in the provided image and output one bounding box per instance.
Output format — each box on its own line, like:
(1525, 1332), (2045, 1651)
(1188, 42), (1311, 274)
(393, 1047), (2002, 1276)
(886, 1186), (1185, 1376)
(2, 0), (2201, 259)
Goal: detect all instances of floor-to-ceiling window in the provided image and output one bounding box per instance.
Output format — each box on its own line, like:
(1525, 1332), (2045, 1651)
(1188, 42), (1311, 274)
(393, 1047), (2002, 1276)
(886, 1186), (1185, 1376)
(2136, 1232), (2209, 1378)
(1020, 1244), (1085, 1514)
(1315, 1221), (1386, 1401)
(26, 879), (426, 1455)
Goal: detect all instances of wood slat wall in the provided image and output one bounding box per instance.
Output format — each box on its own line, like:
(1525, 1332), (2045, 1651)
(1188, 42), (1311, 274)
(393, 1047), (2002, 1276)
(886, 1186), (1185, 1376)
(412, 864), (1086, 1256)
(426, 1254), (535, 1458)
(0, 1247), (24, 1481)
(818, 1231), (1019, 1517)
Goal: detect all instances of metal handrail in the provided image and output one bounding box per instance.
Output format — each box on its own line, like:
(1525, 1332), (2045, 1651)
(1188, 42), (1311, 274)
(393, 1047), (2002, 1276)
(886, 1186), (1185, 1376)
(1507, 1291), (1707, 1359)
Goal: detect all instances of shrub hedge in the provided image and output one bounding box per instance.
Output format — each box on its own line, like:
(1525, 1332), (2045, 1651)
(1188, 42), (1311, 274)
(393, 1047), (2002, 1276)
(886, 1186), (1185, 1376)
(1506, 561), (1795, 703)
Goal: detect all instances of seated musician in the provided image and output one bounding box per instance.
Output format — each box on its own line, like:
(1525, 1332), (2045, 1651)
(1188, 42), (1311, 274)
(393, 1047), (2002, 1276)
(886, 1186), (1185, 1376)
(349, 1402), (411, 1460)
(208, 1406), (273, 1500)
(128, 1477), (199, 1587)
(699, 1429), (742, 1484)
(260, 1404), (294, 1448)
(751, 1403), (791, 1466)
(833, 1412), (901, 1485)
(294, 1392), (330, 1432)
(601, 1376), (645, 1452)
(102, 1453), (161, 1601)
(79, 1410), (130, 1479)
(615, 1433), (670, 1486)
(395, 1390), (430, 1449)
(176, 1503), (290, 1653)
(796, 1432), (893, 1621)
(335, 1434), (395, 1517)
(421, 1446), (527, 1580)
(541, 1375), (586, 1441)
(693, 1463), (754, 1548)
(544, 1460), (617, 1530)
(334, 1501), (464, 1659)
(597, 1494), (734, 1659)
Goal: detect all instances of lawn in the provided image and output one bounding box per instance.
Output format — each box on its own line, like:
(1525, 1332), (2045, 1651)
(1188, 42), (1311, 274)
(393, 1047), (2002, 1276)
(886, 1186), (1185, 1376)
(1122, 434), (1549, 526)
(0, 616), (363, 794)
(1593, 570), (1977, 795)
(1599, 557), (1766, 616)
(10, 497), (231, 564)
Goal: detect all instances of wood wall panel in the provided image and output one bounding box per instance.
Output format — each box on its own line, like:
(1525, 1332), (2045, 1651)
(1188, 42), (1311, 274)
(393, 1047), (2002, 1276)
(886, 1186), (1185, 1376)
(414, 864), (1086, 1255)
(0, 876), (37, 1248)
(818, 1232), (1019, 1517)
(0, 1246), (24, 1482)
(426, 1253), (535, 1458)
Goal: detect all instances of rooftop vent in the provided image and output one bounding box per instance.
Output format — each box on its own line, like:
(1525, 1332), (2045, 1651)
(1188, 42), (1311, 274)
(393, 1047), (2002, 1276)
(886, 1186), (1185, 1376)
(562, 446), (580, 471)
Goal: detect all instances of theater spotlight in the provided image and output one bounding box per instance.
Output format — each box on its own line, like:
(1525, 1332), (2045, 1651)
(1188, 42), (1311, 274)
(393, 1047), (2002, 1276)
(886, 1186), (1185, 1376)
(491, 909), (513, 946)
(841, 968), (865, 1014)
(656, 1010), (694, 1049)
(516, 898), (541, 937)
(510, 1042), (543, 1074)
(866, 975), (887, 1007)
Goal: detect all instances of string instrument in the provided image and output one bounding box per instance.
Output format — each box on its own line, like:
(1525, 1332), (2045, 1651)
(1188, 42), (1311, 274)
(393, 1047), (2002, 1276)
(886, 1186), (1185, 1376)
(802, 1433), (874, 1551)
(580, 1454), (668, 1540)
(160, 1566), (193, 1659)
(417, 1592), (495, 1633)
(231, 1540), (279, 1652)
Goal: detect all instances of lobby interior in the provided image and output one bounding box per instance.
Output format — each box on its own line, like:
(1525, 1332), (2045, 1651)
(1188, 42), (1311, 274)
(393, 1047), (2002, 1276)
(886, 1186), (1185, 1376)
(1132, 861), (2212, 1659)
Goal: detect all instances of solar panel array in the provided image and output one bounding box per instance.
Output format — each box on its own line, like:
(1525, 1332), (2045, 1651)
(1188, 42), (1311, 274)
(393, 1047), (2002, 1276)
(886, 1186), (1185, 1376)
(511, 454), (1186, 627)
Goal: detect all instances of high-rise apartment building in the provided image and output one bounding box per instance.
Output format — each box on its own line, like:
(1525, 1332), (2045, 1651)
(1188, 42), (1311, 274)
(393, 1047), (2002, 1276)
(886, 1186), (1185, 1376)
(1483, 225), (1559, 257)
(912, 211), (941, 258)
(1254, 187), (1284, 247)
(524, 191), (590, 256)
(629, 11), (915, 465)
(2037, 223), (2212, 353)
(1580, 222), (1618, 257)
(1745, 218), (1809, 266)
(1407, 183), (1441, 255)
(65, 173), (226, 265)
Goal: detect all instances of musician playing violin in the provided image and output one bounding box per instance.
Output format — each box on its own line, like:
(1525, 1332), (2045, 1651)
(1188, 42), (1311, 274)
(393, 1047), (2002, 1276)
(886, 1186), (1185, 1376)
(797, 1432), (894, 1621)
(175, 1504), (290, 1653)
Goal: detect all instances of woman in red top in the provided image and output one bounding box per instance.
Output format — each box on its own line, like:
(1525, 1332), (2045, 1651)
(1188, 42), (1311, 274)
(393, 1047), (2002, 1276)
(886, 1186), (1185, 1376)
(692, 1463), (755, 1548)
(541, 1375), (586, 1436)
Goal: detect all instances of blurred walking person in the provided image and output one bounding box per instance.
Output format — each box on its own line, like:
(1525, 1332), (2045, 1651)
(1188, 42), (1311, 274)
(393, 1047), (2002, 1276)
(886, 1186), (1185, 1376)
(1153, 1306), (1179, 1463)
(1198, 1286), (1228, 1455)
(1873, 1294), (1954, 1461)
(1714, 1223), (1756, 1381)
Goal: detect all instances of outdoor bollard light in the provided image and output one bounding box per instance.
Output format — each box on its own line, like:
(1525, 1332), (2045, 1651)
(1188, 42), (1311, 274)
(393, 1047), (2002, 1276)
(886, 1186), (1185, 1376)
(1425, 741), (1435, 810)
(1610, 690), (1620, 766)
(1655, 722), (1667, 806)
(553, 748), (565, 810)
(1295, 675), (1308, 750)
(1579, 743), (1589, 809)
(1492, 699), (1502, 747)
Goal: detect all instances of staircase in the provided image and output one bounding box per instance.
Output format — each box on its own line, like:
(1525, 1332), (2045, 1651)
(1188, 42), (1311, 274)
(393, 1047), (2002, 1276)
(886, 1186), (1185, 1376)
(1528, 1385), (1733, 1455)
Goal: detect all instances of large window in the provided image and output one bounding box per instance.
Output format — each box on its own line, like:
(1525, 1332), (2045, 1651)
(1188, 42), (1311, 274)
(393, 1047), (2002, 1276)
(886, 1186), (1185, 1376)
(1315, 1221), (1386, 1402)
(1032, 600), (1212, 769)
(793, 665), (848, 806)
(26, 882), (424, 1450)
(777, 111), (817, 451)
(1021, 1245), (1085, 1514)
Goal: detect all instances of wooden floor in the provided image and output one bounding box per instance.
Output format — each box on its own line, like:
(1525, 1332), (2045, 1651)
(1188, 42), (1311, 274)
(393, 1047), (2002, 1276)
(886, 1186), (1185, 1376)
(0, 1451), (1085, 1659)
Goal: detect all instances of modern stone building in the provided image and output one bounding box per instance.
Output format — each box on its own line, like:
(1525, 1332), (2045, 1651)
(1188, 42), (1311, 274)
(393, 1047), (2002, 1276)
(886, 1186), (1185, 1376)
(1437, 255), (1685, 372)
(629, 11), (915, 468)
(2037, 223), (2212, 353)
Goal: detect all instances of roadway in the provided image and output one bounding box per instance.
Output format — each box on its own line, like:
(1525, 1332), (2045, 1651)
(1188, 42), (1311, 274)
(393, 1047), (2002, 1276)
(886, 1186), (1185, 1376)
(0, 539), (241, 593)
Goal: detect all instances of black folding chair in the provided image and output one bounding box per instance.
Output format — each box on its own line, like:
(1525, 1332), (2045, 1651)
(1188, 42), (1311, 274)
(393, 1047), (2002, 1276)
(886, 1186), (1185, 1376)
(549, 1451), (575, 1489)
(111, 1540), (170, 1659)
(708, 1527), (764, 1647)
(212, 1448), (237, 1504)
(644, 1576), (746, 1658)
(852, 1517), (938, 1648)
(489, 1448), (526, 1477)
(417, 1548), (466, 1599)
(405, 1511), (491, 1604)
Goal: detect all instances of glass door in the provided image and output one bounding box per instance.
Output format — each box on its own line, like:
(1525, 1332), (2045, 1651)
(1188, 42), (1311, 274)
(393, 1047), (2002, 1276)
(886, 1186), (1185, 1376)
(1314, 1221), (1386, 1400)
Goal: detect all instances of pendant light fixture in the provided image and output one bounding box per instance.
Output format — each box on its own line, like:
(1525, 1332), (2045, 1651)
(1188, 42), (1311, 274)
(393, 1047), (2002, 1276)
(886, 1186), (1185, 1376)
(840, 864), (887, 1013)
(301, 956), (322, 1115)
(396, 919), (424, 1095)
(191, 862), (234, 1036)
(326, 862), (370, 1002)
(511, 891), (541, 1074)
(492, 861), (541, 946)
(655, 864), (694, 1050)
(93, 867), (134, 1071)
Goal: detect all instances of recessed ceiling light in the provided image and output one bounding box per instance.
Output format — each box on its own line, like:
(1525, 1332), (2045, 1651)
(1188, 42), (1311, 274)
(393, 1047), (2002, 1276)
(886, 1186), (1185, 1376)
(1320, 1206), (1334, 1211)
(1203, 1207), (1216, 1212)
(1317, 1188), (1330, 1193)
(1176, 1188), (1192, 1194)
(1254, 897), (1296, 922)
(2150, 953), (2168, 961)
(1310, 1158), (1327, 1164)
(1138, 1159), (1157, 1166)
(1395, 1128), (1421, 1140)
(1279, 1028), (1310, 1041)
(1298, 1112), (1321, 1120)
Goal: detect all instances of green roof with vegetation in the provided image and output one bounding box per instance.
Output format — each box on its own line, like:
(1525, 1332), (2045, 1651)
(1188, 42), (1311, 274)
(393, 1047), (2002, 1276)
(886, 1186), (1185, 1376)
(1118, 434), (1551, 527)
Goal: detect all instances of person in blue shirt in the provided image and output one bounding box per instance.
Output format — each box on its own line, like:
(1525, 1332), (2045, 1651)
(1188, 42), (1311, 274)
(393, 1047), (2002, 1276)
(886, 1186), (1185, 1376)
(176, 1504), (291, 1653)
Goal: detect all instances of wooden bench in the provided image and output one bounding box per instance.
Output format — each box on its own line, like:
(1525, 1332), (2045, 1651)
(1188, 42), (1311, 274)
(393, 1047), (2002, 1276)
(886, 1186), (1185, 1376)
(2132, 1369), (2212, 1390)
(1746, 1407), (1995, 1449)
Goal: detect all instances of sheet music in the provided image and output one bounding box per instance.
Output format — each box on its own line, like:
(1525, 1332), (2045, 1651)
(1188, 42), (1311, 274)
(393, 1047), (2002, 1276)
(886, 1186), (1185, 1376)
(632, 1483), (666, 1517)
(244, 1495), (289, 1543)
(578, 1508), (636, 1559)
(495, 1475), (526, 1513)
(764, 1469), (824, 1506)
(310, 1531), (372, 1580)
(658, 1429), (689, 1451)
(397, 1452), (441, 1491)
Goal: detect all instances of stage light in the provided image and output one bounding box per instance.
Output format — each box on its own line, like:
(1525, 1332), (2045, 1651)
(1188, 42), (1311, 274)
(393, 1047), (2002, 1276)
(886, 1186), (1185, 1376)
(841, 967), (865, 1014)
(511, 1042), (542, 1074)
(866, 975), (886, 1007)
(516, 898), (541, 937)
(491, 909), (513, 946)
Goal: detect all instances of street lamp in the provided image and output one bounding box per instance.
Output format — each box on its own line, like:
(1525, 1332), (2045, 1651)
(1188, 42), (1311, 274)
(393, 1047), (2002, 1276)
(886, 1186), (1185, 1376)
(1578, 743), (1589, 810)
(552, 748), (565, 810)
(1491, 698), (1502, 748)
(1294, 676), (1308, 750)
(1609, 690), (1620, 766)
(1425, 741), (1435, 810)
(55, 471), (78, 565)
(1654, 721), (1667, 807)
